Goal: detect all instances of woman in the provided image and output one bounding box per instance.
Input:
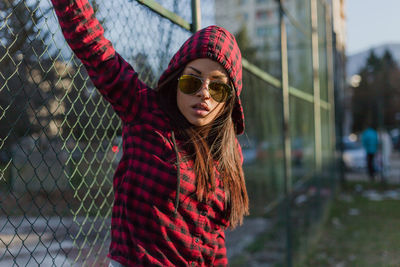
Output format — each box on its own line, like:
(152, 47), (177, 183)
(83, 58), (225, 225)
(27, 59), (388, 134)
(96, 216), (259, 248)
(52, 0), (249, 265)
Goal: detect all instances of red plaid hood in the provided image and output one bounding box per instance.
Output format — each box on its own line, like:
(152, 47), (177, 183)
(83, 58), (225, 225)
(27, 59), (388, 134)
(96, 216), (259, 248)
(158, 25), (245, 135)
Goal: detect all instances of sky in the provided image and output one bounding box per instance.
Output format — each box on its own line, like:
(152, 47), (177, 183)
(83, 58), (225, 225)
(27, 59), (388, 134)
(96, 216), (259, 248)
(346, 0), (400, 55)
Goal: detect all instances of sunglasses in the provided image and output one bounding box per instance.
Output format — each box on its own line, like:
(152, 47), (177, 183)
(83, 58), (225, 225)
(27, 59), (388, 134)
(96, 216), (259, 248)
(177, 75), (232, 103)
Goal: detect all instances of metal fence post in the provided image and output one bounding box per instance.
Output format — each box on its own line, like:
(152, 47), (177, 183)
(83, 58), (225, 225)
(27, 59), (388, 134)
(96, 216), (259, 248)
(310, 0), (322, 172)
(277, 0), (292, 265)
(191, 0), (201, 32)
(324, 1), (337, 184)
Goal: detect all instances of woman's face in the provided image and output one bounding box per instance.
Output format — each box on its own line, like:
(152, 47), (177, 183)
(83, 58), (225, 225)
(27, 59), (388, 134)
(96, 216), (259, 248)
(177, 58), (229, 127)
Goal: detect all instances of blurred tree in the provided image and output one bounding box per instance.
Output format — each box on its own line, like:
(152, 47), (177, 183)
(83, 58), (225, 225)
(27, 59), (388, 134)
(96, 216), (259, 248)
(0, 0), (111, 156)
(235, 25), (265, 143)
(0, 0), (131, 156)
(351, 50), (400, 132)
(235, 25), (282, 161)
(0, 0), (58, 152)
(235, 25), (258, 63)
(380, 50), (400, 128)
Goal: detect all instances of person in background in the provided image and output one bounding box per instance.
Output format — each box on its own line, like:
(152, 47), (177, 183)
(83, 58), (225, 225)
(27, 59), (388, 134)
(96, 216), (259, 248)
(362, 126), (379, 181)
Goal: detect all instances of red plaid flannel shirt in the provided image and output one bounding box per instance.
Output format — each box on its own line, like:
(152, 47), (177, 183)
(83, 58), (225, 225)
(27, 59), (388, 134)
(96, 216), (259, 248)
(52, 0), (245, 266)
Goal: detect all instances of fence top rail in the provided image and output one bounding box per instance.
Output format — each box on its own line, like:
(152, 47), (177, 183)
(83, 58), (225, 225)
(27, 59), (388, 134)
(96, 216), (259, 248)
(135, 0), (191, 31)
(242, 58), (281, 88)
(243, 59), (330, 109)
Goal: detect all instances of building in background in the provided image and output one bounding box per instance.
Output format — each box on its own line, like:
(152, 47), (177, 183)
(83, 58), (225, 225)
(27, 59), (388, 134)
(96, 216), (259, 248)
(215, 0), (346, 56)
(215, 0), (280, 49)
(215, 0), (347, 137)
(215, 0), (281, 75)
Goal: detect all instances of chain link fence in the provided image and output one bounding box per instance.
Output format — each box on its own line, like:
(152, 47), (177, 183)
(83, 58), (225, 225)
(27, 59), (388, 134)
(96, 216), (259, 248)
(0, 0), (342, 265)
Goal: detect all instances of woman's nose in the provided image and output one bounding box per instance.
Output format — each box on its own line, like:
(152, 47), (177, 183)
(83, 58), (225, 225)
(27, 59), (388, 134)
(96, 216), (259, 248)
(196, 80), (211, 99)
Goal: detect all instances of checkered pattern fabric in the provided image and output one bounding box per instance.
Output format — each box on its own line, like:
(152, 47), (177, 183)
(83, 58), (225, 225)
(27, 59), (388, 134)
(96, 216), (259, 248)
(52, 0), (244, 266)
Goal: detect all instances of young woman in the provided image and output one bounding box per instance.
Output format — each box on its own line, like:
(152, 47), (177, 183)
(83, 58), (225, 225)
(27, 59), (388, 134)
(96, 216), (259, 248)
(52, 0), (249, 266)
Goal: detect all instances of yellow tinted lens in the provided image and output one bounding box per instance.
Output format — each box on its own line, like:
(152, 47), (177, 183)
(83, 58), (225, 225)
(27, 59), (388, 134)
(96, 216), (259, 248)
(178, 75), (202, 94)
(209, 82), (231, 102)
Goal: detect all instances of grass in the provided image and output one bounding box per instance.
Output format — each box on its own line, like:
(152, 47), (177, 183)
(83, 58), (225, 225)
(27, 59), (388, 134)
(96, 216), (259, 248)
(300, 181), (400, 266)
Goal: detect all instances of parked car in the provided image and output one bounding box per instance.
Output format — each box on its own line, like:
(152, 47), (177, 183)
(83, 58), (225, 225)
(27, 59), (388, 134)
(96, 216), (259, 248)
(342, 138), (366, 171)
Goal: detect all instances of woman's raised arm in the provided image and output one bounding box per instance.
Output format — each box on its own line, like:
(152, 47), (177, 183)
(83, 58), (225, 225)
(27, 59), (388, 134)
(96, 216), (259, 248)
(52, 0), (147, 122)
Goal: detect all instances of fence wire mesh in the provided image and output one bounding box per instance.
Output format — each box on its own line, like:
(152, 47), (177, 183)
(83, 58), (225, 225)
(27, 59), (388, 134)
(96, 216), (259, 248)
(0, 0), (341, 265)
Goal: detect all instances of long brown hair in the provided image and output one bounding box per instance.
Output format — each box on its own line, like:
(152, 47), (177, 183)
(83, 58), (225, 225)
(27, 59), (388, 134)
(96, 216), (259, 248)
(156, 69), (249, 228)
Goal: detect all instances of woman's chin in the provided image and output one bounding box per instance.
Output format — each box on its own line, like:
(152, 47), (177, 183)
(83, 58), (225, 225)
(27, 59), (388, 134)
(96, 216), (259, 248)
(189, 120), (207, 127)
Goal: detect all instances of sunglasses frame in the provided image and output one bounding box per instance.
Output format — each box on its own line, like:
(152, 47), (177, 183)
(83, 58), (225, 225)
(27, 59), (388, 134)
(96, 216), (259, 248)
(177, 74), (232, 103)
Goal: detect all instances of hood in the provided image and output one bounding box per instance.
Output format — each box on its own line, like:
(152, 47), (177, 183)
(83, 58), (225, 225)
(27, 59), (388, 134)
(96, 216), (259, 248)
(158, 25), (245, 135)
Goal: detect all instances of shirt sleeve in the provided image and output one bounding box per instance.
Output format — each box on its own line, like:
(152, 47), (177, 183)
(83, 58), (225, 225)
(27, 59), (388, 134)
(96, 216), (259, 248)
(51, 0), (147, 122)
(214, 232), (228, 266)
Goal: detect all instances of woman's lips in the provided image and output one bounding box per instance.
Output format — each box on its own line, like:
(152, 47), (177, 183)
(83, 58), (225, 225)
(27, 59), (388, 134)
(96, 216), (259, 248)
(192, 103), (210, 116)
(192, 103), (210, 111)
